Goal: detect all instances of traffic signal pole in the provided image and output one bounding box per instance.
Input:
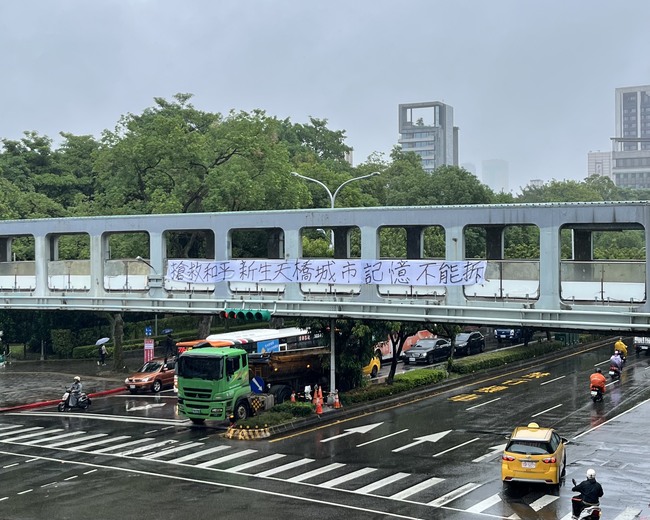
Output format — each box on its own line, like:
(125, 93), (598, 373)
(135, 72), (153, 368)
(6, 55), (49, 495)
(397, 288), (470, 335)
(330, 318), (336, 397)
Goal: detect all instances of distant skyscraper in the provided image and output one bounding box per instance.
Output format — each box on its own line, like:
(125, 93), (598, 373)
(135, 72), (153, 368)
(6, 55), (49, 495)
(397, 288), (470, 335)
(611, 85), (650, 188)
(398, 101), (458, 173)
(482, 159), (509, 193)
(587, 151), (612, 179)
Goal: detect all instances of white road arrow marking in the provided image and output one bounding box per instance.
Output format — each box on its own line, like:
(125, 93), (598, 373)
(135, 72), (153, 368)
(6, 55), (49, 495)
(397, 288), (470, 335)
(392, 430), (452, 452)
(125, 403), (167, 412)
(472, 443), (507, 463)
(320, 422), (384, 443)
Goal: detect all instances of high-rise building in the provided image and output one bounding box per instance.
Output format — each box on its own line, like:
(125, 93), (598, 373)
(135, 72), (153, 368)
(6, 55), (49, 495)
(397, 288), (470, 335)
(611, 85), (650, 188)
(398, 102), (458, 173)
(587, 151), (612, 179)
(482, 159), (509, 193)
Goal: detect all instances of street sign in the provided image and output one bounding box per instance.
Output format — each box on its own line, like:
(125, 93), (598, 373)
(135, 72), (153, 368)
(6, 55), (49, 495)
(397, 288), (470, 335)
(145, 326), (152, 337)
(250, 376), (265, 394)
(144, 338), (154, 362)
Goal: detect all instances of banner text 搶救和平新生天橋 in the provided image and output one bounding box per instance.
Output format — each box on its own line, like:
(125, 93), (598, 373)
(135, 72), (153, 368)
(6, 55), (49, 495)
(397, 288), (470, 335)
(166, 259), (486, 287)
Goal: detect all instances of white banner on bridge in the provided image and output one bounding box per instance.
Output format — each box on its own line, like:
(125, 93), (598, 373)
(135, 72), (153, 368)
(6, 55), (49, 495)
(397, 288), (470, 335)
(166, 259), (486, 286)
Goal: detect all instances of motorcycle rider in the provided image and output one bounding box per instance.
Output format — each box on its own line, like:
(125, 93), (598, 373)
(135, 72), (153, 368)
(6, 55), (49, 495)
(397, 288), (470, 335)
(614, 337), (628, 359)
(69, 376), (82, 407)
(571, 468), (603, 519)
(609, 350), (623, 373)
(589, 367), (606, 395)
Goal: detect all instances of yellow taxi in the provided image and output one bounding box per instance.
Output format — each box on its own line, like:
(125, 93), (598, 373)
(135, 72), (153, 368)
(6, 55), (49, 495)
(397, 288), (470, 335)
(362, 355), (381, 378)
(501, 422), (567, 486)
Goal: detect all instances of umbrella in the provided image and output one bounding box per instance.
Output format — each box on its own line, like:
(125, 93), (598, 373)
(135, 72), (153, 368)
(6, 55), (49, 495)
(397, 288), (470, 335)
(95, 337), (110, 346)
(162, 328), (173, 335)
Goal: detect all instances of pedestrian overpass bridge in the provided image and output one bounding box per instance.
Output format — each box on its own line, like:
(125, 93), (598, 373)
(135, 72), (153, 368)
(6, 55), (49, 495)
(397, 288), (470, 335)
(1, 201), (650, 332)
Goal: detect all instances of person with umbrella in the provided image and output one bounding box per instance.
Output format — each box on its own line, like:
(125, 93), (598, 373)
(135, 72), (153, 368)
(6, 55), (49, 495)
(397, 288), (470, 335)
(162, 329), (176, 359)
(96, 337), (109, 366)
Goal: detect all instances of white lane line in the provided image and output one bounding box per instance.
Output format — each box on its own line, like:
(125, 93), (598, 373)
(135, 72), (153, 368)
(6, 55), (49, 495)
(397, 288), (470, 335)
(390, 476), (444, 500)
(63, 475), (78, 481)
(472, 444), (507, 463)
(286, 462), (345, 483)
(17, 489), (33, 495)
(432, 437), (479, 457)
(196, 449), (257, 469)
(254, 458), (315, 478)
(225, 454), (286, 474)
(427, 482), (481, 507)
(529, 494), (559, 511)
(540, 375), (566, 386)
(11, 412), (189, 426)
(319, 467), (377, 488)
(354, 472), (410, 495)
(142, 442), (204, 460)
(466, 397), (501, 410)
(3, 463), (18, 468)
(466, 493), (501, 513)
(357, 429), (408, 447)
(83, 469), (98, 475)
(7, 429), (63, 442)
(167, 445), (230, 464)
(0, 424), (24, 432)
(0, 497), (7, 502)
(531, 403), (562, 418)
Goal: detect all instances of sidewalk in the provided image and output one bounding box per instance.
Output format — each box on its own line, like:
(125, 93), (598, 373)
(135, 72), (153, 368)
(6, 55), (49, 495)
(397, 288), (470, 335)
(0, 357), (128, 409)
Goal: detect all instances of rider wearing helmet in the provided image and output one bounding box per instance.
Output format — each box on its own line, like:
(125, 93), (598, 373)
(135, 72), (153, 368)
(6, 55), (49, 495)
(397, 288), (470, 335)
(614, 337), (628, 359)
(69, 376), (82, 407)
(571, 468), (604, 519)
(589, 367), (606, 394)
(610, 350), (623, 371)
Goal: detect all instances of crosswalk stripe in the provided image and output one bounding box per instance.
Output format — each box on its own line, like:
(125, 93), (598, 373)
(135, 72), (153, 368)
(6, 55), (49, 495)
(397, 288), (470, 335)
(390, 476), (444, 500)
(427, 482), (481, 507)
(24, 431), (86, 445)
(8, 429), (63, 442)
(46, 433), (108, 448)
(112, 440), (175, 456)
(92, 438), (152, 454)
(530, 494), (559, 512)
(319, 467), (377, 488)
(466, 493), (501, 513)
(354, 472), (410, 495)
(196, 449), (257, 468)
(287, 462), (345, 483)
(0, 427), (44, 438)
(73, 435), (125, 451)
(167, 445), (230, 464)
(254, 458), (315, 477)
(225, 454), (286, 473)
(142, 442), (204, 460)
(0, 424), (24, 432)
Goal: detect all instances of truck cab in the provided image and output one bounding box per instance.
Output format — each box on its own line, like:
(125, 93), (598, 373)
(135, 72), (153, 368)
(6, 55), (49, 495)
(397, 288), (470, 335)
(176, 347), (252, 424)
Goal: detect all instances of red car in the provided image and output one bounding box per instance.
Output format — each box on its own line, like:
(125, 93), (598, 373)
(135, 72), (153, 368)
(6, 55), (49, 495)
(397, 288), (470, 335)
(124, 357), (176, 393)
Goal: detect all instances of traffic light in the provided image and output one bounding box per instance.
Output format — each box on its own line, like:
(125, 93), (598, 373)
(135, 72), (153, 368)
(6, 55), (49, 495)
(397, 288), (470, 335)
(218, 308), (272, 322)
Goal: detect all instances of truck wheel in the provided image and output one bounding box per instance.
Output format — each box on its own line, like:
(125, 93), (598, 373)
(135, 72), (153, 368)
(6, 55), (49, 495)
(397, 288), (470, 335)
(269, 385), (292, 404)
(234, 400), (249, 421)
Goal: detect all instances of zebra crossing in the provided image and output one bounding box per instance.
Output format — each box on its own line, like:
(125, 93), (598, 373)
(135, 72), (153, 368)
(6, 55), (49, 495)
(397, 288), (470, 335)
(0, 422), (642, 519)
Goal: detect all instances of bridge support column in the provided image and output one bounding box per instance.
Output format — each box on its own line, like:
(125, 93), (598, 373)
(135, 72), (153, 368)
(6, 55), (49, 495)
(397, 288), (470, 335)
(405, 226), (424, 259)
(333, 228), (351, 259)
(0, 238), (11, 262)
(34, 236), (48, 297)
(573, 230), (593, 261)
(485, 226), (505, 260)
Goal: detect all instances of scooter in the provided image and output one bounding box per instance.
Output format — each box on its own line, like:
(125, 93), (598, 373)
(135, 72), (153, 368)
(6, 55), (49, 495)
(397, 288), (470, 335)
(608, 365), (621, 380)
(571, 490), (602, 519)
(590, 385), (603, 402)
(57, 388), (91, 412)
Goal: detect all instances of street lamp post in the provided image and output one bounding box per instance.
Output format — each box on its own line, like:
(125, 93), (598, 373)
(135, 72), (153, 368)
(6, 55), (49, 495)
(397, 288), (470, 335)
(136, 256), (158, 336)
(291, 171), (380, 248)
(291, 170), (380, 398)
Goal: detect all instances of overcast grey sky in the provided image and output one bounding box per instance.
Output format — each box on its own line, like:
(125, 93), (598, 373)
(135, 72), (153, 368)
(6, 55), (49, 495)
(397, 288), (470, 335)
(1, 0), (649, 191)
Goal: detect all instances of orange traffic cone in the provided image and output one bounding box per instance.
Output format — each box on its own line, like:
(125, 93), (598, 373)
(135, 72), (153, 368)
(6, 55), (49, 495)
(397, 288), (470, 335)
(334, 390), (341, 409)
(315, 396), (323, 416)
(317, 385), (323, 400)
(290, 391), (296, 403)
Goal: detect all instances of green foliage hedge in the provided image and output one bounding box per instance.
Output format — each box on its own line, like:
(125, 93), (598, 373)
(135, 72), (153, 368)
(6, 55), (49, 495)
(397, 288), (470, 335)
(448, 340), (567, 374)
(236, 402), (315, 428)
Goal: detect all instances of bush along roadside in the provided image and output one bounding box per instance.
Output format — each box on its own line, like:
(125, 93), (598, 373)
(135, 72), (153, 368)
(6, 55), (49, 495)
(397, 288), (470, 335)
(228, 338), (580, 431)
